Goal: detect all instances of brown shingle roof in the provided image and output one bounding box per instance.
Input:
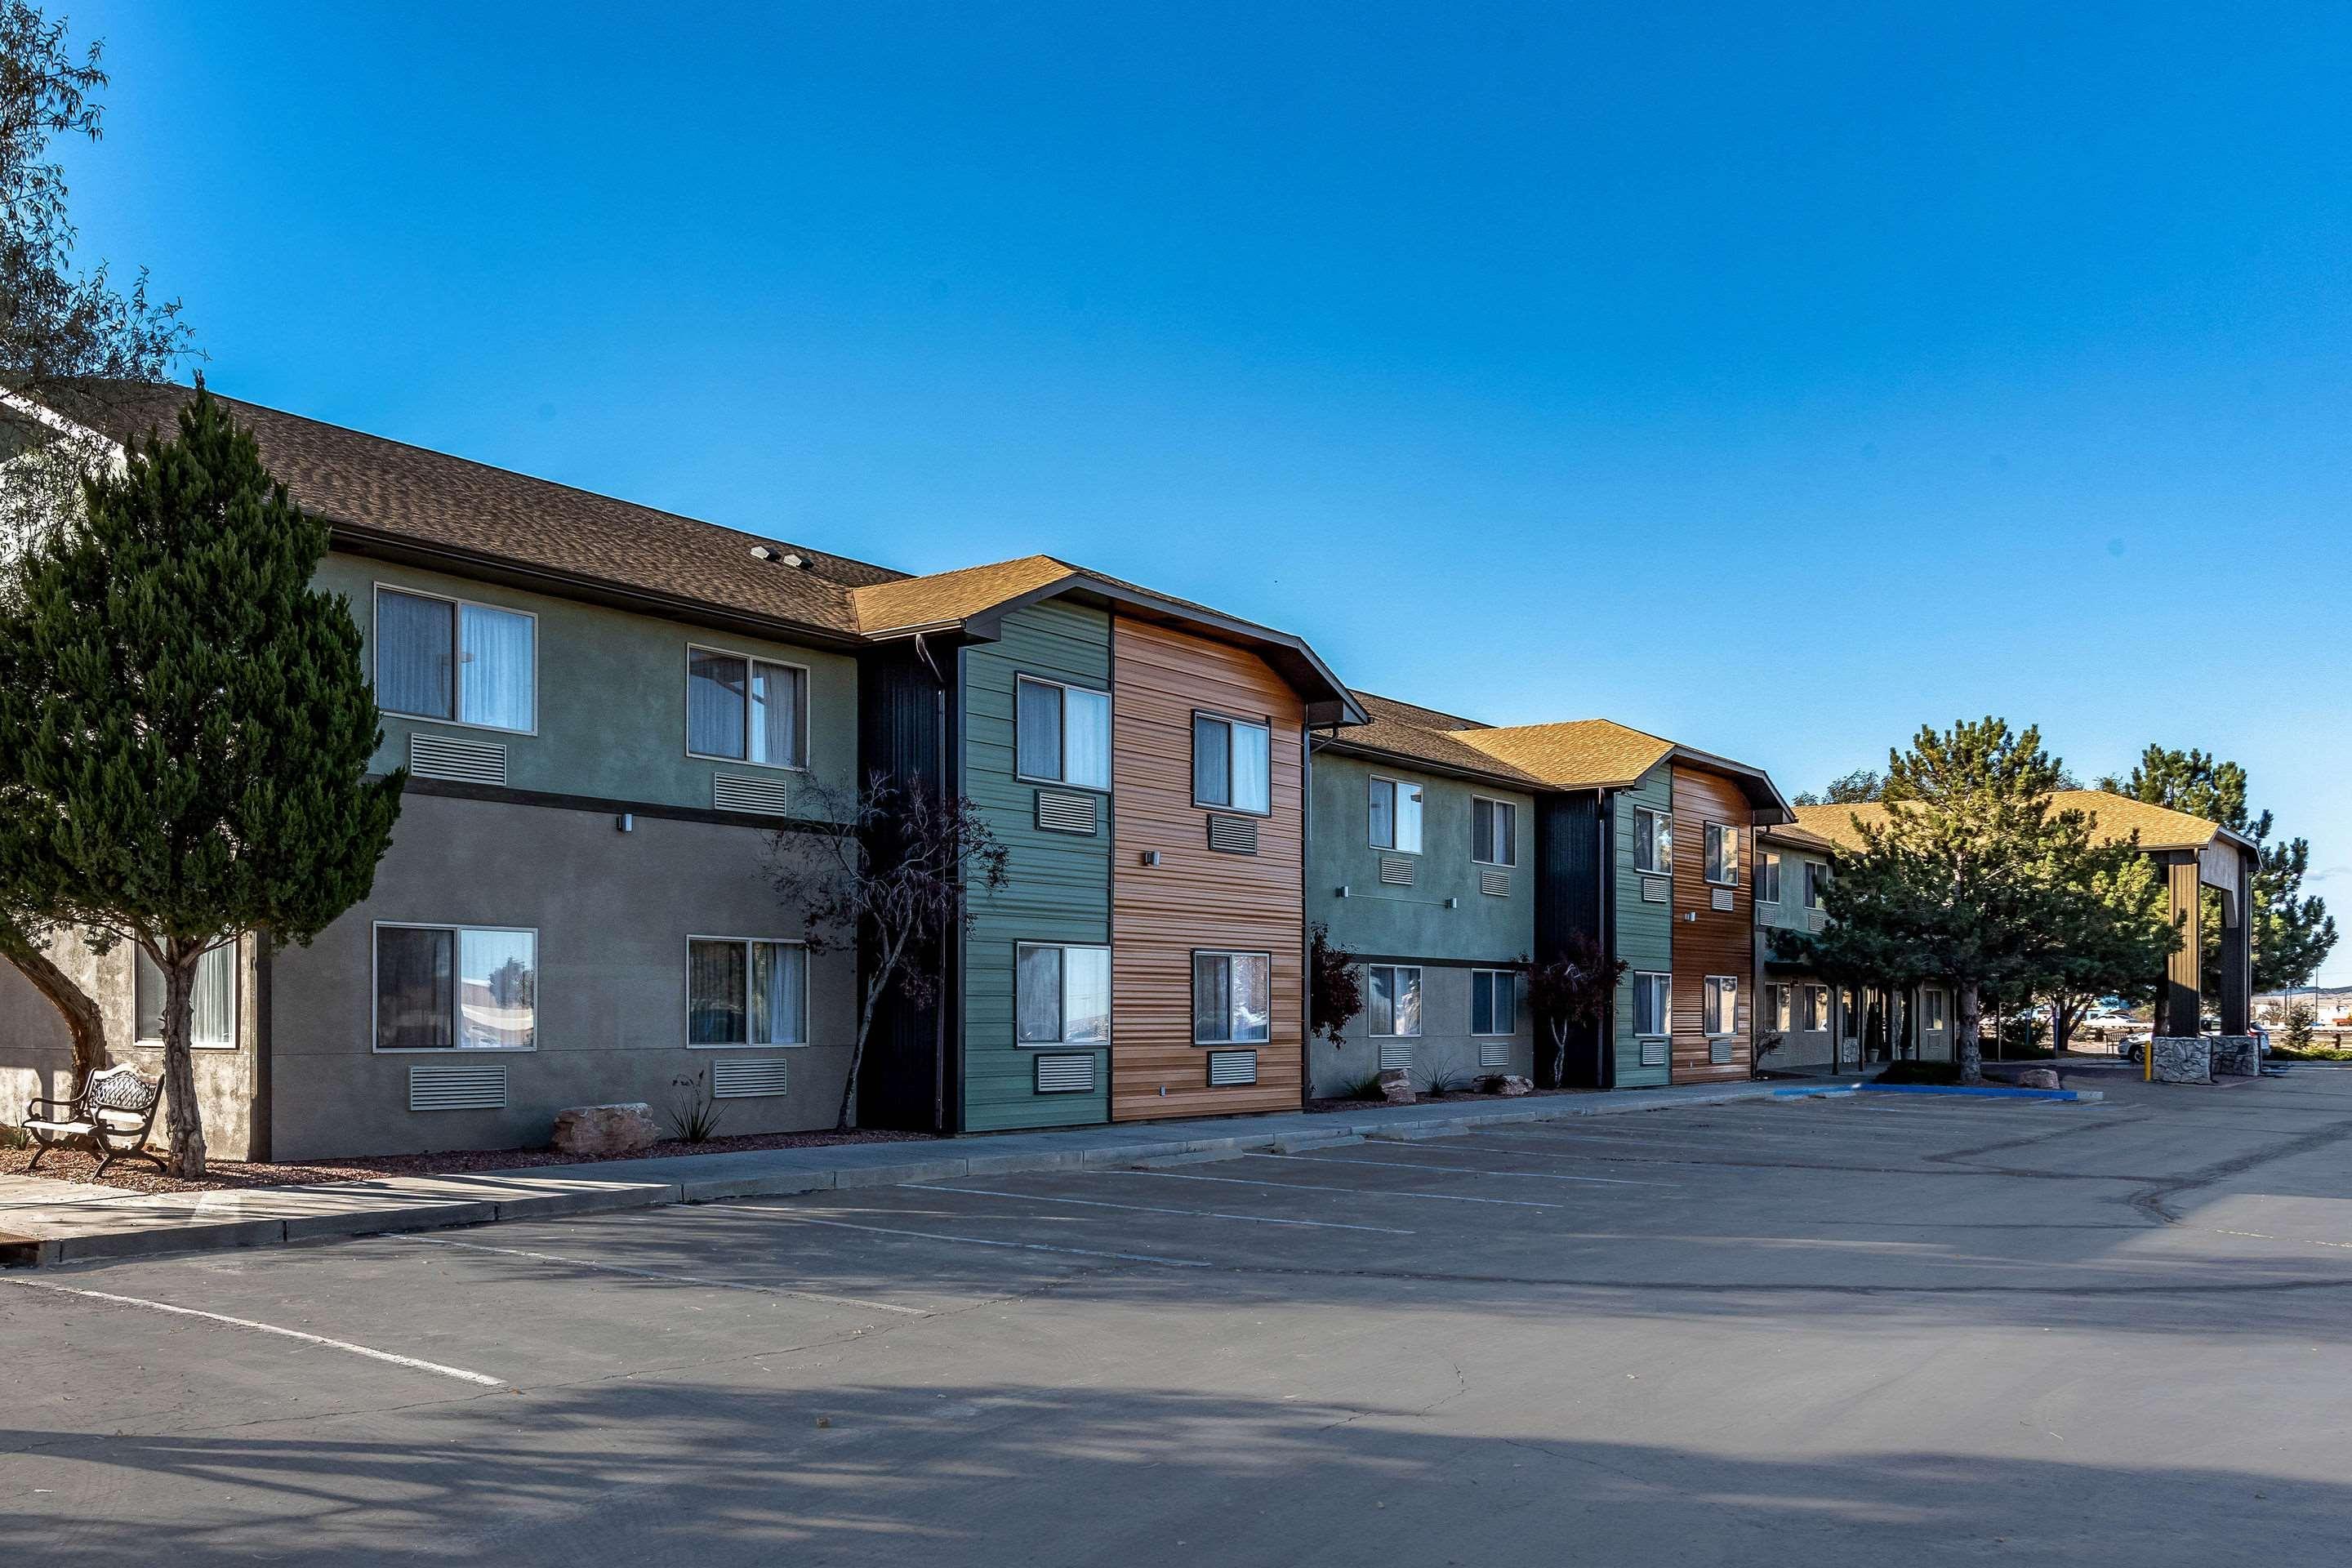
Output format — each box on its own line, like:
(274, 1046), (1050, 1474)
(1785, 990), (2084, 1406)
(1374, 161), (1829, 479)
(851, 555), (1077, 634)
(1792, 791), (2240, 853)
(1454, 719), (1677, 790)
(1323, 693), (1547, 789)
(64, 384), (904, 640)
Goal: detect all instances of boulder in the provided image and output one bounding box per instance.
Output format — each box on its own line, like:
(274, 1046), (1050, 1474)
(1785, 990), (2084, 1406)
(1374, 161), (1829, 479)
(1377, 1068), (1415, 1105)
(552, 1102), (661, 1157)
(2016, 1068), (2061, 1090)
(1482, 1074), (1535, 1098)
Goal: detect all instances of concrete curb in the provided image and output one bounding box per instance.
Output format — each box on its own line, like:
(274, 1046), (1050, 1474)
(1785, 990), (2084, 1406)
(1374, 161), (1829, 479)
(1856, 1083), (2105, 1103)
(0, 1079), (1898, 1267)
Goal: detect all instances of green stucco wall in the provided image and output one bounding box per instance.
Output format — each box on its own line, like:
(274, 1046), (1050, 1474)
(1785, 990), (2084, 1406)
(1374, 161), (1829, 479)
(960, 599), (1114, 1131)
(317, 553), (861, 816)
(1611, 762), (1674, 1088)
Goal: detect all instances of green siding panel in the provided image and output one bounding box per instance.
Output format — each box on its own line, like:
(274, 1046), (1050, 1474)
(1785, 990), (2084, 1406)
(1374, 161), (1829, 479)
(1306, 752), (1536, 965)
(960, 600), (1113, 1131)
(1612, 762), (1674, 1088)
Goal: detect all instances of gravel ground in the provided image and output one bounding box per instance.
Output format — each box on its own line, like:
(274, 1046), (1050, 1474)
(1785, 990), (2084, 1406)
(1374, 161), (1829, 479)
(0, 1124), (940, 1194)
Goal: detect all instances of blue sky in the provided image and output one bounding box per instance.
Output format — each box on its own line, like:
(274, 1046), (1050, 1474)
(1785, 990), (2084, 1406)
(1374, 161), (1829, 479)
(60, 2), (2352, 981)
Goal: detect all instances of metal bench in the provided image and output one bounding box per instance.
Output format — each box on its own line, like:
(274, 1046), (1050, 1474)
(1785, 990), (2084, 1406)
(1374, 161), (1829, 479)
(21, 1066), (166, 1176)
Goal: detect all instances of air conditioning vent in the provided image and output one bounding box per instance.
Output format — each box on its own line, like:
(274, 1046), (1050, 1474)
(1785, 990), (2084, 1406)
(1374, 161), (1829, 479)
(408, 733), (507, 786)
(1711, 887), (1735, 911)
(714, 773), (793, 816)
(1378, 854), (1415, 886)
(1640, 1040), (1668, 1068)
(1207, 814), (1258, 855)
(1035, 790), (1098, 835)
(1378, 1040), (1414, 1071)
(1479, 1040), (1510, 1068)
(1035, 1054), (1097, 1094)
(1709, 1037), (1735, 1064)
(1207, 1049), (1258, 1087)
(1479, 867), (1511, 898)
(408, 1062), (507, 1111)
(1642, 876), (1668, 903)
(712, 1058), (790, 1098)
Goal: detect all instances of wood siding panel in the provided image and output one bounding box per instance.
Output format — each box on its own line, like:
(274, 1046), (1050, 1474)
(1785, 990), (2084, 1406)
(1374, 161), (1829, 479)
(1670, 764), (1753, 1083)
(1110, 617), (1305, 1120)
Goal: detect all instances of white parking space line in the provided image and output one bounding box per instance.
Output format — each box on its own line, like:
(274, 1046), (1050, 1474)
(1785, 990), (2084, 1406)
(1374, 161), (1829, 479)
(386, 1233), (932, 1316)
(1102, 1168), (1582, 1210)
(1252, 1152), (1678, 1187)
(0, 1274), (507, 1388)
(702, 1206), (1214, 1267)
(909, 1183), (1416, 1235)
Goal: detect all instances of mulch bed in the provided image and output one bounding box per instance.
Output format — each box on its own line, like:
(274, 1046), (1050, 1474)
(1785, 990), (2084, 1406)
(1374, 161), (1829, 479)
(1303, 1086), (1589, 1115)
(0, 1125), (940, 1196)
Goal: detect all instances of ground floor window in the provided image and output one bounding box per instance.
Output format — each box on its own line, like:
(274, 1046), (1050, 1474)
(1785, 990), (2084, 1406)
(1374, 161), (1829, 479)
(134, 942), (238, 1050)
(1839, 987), (1861, 1040)
(1017, 943), (1111, 1045)
(376, 924), (537, 1050)
(688, 937), (808, 1046)
(1804, 984), (1829, 1031)
(1922, 987), (1946, 1031)
(1470, 969), (1517, 1036)
(1633, 971), (1671, 1037)
(1366, 964), (1424, 1036)
(1193, 951), (1272, 1044)
(1704, 976), (1739, 1036)
(1766, 982), (1791, 1033)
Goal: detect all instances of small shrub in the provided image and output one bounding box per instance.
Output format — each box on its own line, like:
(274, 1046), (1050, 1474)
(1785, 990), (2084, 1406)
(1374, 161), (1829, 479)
(666, 1070), (724, 1143)
(1878, 1059), (1964, 1085)
(1340, 1071), (1388, 1102)
(1414, 1064), (1472, 1097)
(2283, 1002), (2317, 1054)
(1998, 1014), (2048, 1057)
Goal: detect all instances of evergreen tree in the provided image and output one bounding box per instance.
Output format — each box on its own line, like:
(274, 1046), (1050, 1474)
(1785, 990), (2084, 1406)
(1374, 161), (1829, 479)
(2098, 745), (2337, 993)
(1786, 719), (2175, 1085)
(1792, 768), (1883, 808)
(0, 386), (401, 1176)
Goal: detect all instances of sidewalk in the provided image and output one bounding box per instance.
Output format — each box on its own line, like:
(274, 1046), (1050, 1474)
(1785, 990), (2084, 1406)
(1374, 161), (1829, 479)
(0, 1080), (1825, 1267)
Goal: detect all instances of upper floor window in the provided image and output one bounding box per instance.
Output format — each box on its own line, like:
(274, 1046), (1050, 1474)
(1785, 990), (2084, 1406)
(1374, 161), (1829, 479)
(1704, 822), (1739, 886)
(1704, 975), (1740, 1036)
(1369, 775), (1423, 853)
(687, 937), (807, 1046)
(376, 586), (535, 733)
(1633, 971), (1671, 1037)
(1472, 798), (1517, 867)
(1192, 951), (1272, 1044)
(688, 647), (807, 768)
(1015, 676), (1111, 790)
(1193, 712), (1272, 815)
(1018, 942), (1111, 1045)
(1365, 964), (1423, 1037)
(1633, 805), (1673, 874)
(1758, 849), (1782, 903)
(1803, 861), (1826, 910)
(375, 923), (537, 1051)
(135, 942), (237, 1050)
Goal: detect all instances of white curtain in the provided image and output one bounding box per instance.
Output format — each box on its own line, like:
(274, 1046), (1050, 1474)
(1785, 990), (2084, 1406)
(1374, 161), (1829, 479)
(376, 590), (454, 719)
(1018, 945), (1063, 1043)
(749, 662), (804, 767)
(460, 604), (535, 730)
(190, 942), (236, 1049)
(1063, 687), (1111, 789)
(1231, 722), (1272, 813)
(752, 942), (806, 1045)
(1232, 953), (1272, 1042)
(1392, 967), (1422, 1038)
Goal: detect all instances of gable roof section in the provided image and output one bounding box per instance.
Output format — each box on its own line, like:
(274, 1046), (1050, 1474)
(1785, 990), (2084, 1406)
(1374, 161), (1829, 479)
(1792, 791), (2251, 854)
(1318, 693), (1548, 790)
(46, 383), (902, 644)
(1453, 719), (1677, 791)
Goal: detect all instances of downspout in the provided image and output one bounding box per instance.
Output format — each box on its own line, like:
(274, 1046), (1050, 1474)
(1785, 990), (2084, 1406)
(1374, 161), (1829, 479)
(1598, 790), (1617, 1091)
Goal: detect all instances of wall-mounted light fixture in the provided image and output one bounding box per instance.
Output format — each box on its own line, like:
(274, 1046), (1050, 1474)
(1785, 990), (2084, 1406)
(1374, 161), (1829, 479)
(1140, 850), (1162, 867)
(616, 813), (635, 833)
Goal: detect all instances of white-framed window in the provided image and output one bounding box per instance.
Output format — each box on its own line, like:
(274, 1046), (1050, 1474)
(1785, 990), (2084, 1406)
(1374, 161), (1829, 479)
(1192, 950), (1272, 1044)
(1471, 969), (1517, 1036)
(1193, 711), (1272, 815)
(1704, 975), (1740, 1036)
(1758, 849), (1781, 903)
(1766, 982), (1791, 1032)
(1016, 942), (1112, 1045)
(1804, 984), (1829, 1031)
(1803, 861), (1826, 910)
(1633, 971), (1672, 1037)
(1366, 964), (1424, 1037)
(1015, 675), (1111, 791)
(1472, 797), (1517, 867)
(1633, 805), (1673, 875)
(374, 586), (536, 733)
(687, 644), (808, 769)
(686, 937), (808, 1046)
(1922, 987), (1946, 1031)
(1839, 987), (1861, 1040)
(1368, 774), (1423, 853)
(375, 924), (537, 1051)
(1704, 822), (1739, 887)
(134, 942), (238, 1051)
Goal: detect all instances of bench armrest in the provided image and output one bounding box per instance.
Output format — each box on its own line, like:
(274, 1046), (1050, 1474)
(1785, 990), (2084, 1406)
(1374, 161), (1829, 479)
(24, 1095), (80, 1119)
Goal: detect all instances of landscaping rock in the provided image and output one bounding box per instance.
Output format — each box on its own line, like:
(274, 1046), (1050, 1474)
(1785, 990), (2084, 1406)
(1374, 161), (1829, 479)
(1377, 1068), (1415, 1105)
(1482, 1074), (1535, 1097)
(2016, 1068), (2061, 1090)
(551, 1102), (660, 1157)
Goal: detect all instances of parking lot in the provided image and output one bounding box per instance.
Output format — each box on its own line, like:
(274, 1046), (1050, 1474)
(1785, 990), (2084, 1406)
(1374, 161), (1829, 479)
(11, 1069), (2352, 1566)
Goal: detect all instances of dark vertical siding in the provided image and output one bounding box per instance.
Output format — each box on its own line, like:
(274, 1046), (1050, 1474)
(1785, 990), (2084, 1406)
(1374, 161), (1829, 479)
(1533, 791), (1606, 1088)
(853, 643), (953, 1131)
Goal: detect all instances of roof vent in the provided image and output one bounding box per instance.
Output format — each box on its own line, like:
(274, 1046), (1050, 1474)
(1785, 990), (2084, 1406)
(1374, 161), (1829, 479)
(748, 545), (808, 568)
